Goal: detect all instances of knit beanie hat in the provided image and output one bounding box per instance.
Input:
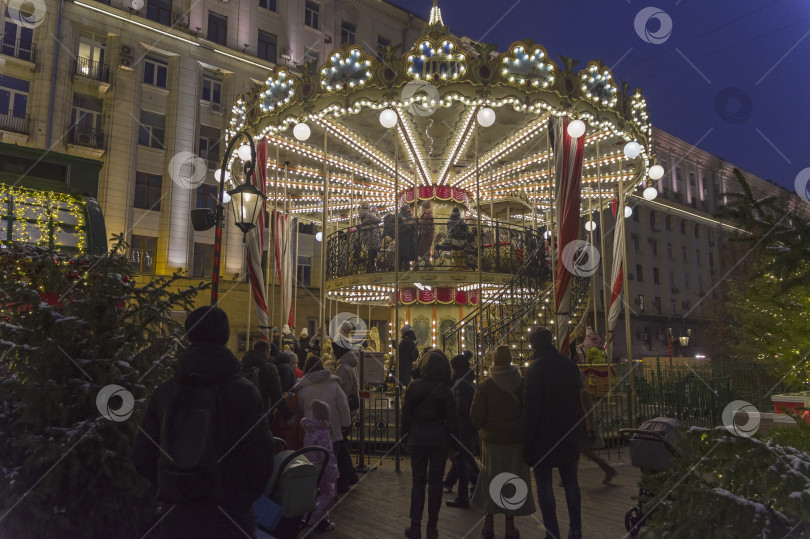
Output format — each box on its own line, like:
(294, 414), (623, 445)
(400, 203), (410, 214)
(185, 306), (230, 345)
(300, 328), (309, 338)
(450, 353), (470, 371)
(529, 325), (553, 349)
(312, 400), (331, 421)
(493, 345), (512, 366)
(282, 324), (291, 335)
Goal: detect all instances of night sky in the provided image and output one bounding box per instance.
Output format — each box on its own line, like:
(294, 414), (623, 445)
(388, 0), (810, 193)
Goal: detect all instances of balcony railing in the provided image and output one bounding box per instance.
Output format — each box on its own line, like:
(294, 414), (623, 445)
(326, 217), (546, 282)
(0, 112), (30, 134)
(74, 57), (110, 83)
(0, 38), (36, 63)
(68, 126), (105, 149)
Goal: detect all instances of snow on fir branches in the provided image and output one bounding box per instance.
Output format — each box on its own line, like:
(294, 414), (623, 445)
(0, 235), (208, 538)
(639, 424), (810, 538)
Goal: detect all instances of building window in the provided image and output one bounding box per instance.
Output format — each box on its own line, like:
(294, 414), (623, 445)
(138, 110), (165, 149)
(146, 0), (171, 26)
(649, 210), (656, 227)
(632, 207), (639, 222)
(297, 255), (312, 287)
(637, 295), (644, 313)
(684, 273), (689, 289)
(196, 184), (218, 210)
(134, 172), (162, 210)
(682, 246), (687, 262)
(653, 267), (660, 285)
(689, 172), (695, 185)
(258, 0), (276, 11)
(680, 220), (686, 235)
(207, 12), (227, 45)
(341, 21), (356, 45)
(130, 235), (157, 273)
(694, 224), (700, 238)
(304, 1), (319, 29)
(666, 242), (672, 260)
(192, 242), (214, 278)
(201, 71), (222, 103)
(143, 55), (168, 88)
(676, 166), (682, 183)
(302, 51), (318, 73)
(636, 264), (643, 282)
(655, 296), (662, 314)
(69, 94), (103, 147)
(669, 270), (675, 287)
(378, 35), (391, 48)
(651, 239), (657, 255)
(671, 299), (677, 314)
(709, 252), (714, 268)
(3, 6), (35, 62)
(198, 125), (220, 167)
(76, 32), (108, 81)
(696, 250), (701, 265)
(0, 75), (30, 123)
(631, 233), (639, 252)
(257, 30), (277, 62)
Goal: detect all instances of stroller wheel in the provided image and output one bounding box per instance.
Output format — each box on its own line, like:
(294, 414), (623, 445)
(625, 506), (644, 536)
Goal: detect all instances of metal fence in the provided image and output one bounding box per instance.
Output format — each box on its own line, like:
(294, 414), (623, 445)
(348, 358), (784, 463)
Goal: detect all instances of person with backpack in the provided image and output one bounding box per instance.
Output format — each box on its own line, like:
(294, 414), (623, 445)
(133, 306), (275, 539)
(241, 340), (294, 425)
(402, 349), (458, 539)
(300, 400), (340, 532)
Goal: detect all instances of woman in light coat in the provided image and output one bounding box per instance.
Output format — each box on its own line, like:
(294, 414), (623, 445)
(295, 356), (352, 447)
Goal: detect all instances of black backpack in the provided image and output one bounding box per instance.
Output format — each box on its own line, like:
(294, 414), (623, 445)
(240, 363), (261, 389)
(157, 375), (235, 504)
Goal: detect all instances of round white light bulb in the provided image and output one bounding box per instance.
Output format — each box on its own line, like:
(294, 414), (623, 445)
(624, 205), (633, 218)
(379, 108), (398, 129)
(584, 220), (596, 232)
(293, 123), (311, 141)
(237, 144), (252, 162)
(214, 169), (229, 183)
(643, 186), (659, 201)
(315, 231), (323, 242)
(130, 0), (143, 9)
(476, 107), (496, 127)
(648, 164), (665, 180)
(544, 230), (552, 239)
(221, 191), (231, 204)
(624, 141), (642, 159)
(567, 119), (586, 139)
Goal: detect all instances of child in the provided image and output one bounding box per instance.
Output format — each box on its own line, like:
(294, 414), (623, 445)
(301, 400), (339, 532)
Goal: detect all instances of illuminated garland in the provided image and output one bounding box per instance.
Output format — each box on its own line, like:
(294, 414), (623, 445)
(0, 186), (87, 252)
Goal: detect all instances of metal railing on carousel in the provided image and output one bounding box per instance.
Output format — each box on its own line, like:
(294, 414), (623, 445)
(325, 217), (545, 279)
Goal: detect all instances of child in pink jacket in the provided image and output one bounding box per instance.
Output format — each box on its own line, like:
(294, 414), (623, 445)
(301, 399), (340, 532)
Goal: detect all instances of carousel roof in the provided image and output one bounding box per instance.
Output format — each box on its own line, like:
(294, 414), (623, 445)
(225, 1), (654, 223)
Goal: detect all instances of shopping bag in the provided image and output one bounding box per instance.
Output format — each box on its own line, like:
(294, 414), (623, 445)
(253, 494), (283, 532)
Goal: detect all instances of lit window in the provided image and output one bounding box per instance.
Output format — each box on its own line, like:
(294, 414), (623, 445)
(130, 235), (157, 273)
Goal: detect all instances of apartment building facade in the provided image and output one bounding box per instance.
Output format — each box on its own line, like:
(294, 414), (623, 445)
(600, 126), (803, 360)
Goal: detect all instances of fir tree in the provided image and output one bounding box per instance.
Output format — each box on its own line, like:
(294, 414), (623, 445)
(0, 236), (208, 538)
(637, 425), (810, 538)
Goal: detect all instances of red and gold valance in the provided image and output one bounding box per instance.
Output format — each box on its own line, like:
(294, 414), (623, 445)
(392, 287), (479, 306)
(400, 186), (469, 205)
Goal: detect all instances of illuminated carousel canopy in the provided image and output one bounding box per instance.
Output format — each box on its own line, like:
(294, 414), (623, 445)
(226, 1), (654, 226)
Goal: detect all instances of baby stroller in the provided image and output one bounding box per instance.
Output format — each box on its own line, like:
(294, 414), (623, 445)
(619, 417), (684, 536)
(254, 438), (330, 538)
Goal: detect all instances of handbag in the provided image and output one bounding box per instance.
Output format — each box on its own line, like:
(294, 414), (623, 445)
(253, 494), (283, 532)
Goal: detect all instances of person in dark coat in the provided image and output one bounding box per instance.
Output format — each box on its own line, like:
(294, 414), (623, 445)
(275, 350), (298, 393)
(445, 353), (478, 508)
(359, 201), (382, 272)
(297, 328), (311, 370)
(241, 339), (294, 421)
(281, 324), (299, 356)
(398, 203), (416, 271)
(397, 324), (418, 387)
(522, 326), (584, 539)
(133, 306), (275, 539)
(402, 349), (459, 539)
(417, 199), (435, 267)
(272, 327), (281, 348)
(446, 207), (467, 246)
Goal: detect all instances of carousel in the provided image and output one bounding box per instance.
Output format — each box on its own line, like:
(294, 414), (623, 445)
(223, 0), (661, 370)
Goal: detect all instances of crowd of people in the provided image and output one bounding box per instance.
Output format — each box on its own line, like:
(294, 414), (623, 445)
(132, 306), (609, 539)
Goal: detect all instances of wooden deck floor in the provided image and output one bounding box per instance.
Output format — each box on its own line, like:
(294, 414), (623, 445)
(298, 455), (641, 539)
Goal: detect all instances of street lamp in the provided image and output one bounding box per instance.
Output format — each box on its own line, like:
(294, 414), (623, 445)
(666, 314), (691, 369)
(189, 130), (265, 304)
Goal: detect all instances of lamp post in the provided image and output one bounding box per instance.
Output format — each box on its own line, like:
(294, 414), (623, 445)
(190, 130), (266, 305)
(666, 313), (691, 371)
